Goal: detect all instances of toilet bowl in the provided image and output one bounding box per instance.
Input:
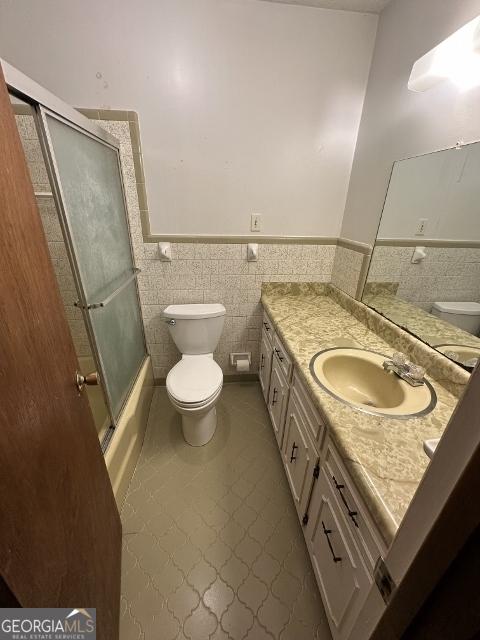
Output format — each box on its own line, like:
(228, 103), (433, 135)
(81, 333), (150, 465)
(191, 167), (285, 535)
(167, 355), (223, 446)
(163, 304), (226, 446)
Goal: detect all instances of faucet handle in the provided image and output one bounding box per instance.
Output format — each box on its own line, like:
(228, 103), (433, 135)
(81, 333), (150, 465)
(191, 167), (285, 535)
(408, 363), (426, 381)
(392, 352), (407, 367)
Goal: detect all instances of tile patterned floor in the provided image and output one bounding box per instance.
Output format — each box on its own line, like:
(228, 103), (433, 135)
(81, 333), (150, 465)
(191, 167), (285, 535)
(120, 382), (331, 640)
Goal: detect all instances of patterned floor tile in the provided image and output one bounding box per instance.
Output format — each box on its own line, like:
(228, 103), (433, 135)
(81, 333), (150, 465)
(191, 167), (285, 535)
(203, 576), (235, 619)
(144, 607), (179, 640)
(221, 597), (254, 639)
(184, 601), (218, 640)
(120, 384), (331, 639)
(187, 559), (217, 595)
(219, 555), (249, 591)
(258, 594), (290, 638)
(167, 582), (200, 622)
(237, 572), (268, 615)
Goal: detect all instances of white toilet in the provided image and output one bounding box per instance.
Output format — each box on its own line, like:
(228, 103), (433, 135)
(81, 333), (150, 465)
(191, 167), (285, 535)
(163, 303), (226, 446)
(431, 301), (480, 335)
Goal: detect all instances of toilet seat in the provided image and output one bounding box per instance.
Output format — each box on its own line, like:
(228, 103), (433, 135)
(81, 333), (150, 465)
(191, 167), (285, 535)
(166, 355), (223, 408)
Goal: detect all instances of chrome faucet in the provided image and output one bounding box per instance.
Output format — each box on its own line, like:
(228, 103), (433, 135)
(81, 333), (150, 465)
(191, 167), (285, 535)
(383, 352), (426, 387)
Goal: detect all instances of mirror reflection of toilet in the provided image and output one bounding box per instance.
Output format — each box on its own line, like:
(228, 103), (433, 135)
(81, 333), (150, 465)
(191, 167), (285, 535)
(163, 303), (226, 446)
(431, 301), (480, 336)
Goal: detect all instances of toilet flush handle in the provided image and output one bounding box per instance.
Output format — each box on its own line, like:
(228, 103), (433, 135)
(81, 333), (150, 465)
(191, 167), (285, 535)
(164, 318), (176, 325)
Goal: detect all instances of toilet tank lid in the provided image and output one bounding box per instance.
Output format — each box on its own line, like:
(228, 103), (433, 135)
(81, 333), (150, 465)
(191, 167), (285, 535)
(163, 303), (226, 319)
(432, 301), (480, 316)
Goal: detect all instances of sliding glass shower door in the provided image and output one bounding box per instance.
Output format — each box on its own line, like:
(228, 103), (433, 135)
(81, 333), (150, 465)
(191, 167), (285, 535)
(38, 109), (146, 422)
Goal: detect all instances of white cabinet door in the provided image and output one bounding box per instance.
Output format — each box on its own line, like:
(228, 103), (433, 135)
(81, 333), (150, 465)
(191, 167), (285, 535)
(262, 312), (274, 346)
(259, 330), (273, 403)
(305, 468), (371, 640)
(267, 357), (289, 448)
(273, 332), (292, 382)
(282, 387), (318, 520)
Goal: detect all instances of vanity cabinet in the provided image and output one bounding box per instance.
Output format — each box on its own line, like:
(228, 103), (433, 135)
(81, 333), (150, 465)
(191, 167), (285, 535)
(282, 385), (319, 519)
(259, 329), (273, 402)
(267, 355), (289, 447)
(262, 311), (274, 346)
(323, 439), (385, 573)
(305, 467), (371, 640)
(273, 332), (292, 382)
(259, 304), (388, 640)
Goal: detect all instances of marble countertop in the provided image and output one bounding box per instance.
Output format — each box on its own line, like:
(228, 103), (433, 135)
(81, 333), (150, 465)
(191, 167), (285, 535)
(261, 283), (460, 545)
(363, 288), (480, 355)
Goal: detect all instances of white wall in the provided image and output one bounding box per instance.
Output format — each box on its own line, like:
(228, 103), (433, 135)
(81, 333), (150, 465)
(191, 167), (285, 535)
(0, 0), (377, 237)
(341, 0), (480, 245)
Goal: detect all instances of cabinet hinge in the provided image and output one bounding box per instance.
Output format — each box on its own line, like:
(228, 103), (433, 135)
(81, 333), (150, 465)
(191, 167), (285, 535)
(313, 463), (320, 479)
(302, 513), (309, 526)
(374, 557), (396, 604)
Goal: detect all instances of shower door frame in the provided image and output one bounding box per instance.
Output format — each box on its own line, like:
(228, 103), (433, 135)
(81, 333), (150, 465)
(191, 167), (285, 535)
(3, 59), (148, 443)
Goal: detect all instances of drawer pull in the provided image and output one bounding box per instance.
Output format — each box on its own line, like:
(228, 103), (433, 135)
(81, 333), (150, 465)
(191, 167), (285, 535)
(275, 348), (284, 362)
(322, 521), (342, 563)
(263, 322), (270, 332)
(333, 475), (359, 528)
(271, 387), (278, 405)
(290, 442), (298, 463)
(260, 353), (265, 369)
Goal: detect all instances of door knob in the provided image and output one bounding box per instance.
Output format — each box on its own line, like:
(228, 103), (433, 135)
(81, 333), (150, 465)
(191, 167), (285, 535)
(76, 371), (100, 392)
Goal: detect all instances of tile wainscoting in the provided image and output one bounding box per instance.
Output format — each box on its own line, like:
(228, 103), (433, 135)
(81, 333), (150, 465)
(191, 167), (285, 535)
(330, 240), (372, 299)
(138, 242), (336, 379)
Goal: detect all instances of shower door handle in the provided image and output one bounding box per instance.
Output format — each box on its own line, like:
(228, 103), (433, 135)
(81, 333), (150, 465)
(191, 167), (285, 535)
(76, 371), (100, 392)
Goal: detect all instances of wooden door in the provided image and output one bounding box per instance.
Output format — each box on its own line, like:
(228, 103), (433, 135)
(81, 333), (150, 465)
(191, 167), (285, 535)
(0, 64), (121, 638)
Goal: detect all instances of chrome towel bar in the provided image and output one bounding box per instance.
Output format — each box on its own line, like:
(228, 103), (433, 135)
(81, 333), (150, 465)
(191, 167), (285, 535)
(74, 268), (141, 310)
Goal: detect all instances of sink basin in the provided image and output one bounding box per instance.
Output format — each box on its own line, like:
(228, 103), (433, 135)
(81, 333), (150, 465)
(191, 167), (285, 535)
(310, 347), (437, 418)
(434, 343), (480, 369)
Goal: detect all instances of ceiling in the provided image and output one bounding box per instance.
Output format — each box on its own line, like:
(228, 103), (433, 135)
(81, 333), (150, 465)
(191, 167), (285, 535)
(259, 0), (391, 14)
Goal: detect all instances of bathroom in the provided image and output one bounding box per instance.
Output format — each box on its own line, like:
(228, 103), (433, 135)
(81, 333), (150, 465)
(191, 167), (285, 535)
(1, 0), (480, 638)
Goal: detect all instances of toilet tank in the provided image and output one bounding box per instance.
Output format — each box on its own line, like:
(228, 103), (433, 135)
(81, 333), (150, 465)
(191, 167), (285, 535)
(431, 301), (480, 335)
(163, 304), (226, 354)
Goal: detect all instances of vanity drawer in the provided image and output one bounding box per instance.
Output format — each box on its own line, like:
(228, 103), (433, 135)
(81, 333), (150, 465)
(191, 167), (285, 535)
(273, 333), (292, 382)
(291, 371), (325, 447)
(324, 439), (387, 572)
(262, 311), (274, 346)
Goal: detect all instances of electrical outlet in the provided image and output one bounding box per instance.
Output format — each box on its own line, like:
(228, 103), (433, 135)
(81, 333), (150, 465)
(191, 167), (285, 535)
(415, 218), (428, 236)
(251, 213), (262, 232)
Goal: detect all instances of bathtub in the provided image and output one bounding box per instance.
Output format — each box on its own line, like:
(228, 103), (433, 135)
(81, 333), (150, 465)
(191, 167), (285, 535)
(105, 356), (154, 509)
(79, 354), (154, 509)
(78, 355), (111, 442)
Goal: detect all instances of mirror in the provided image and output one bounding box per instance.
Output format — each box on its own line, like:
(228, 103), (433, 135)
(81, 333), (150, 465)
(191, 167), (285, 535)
(362, 141), (480, 371)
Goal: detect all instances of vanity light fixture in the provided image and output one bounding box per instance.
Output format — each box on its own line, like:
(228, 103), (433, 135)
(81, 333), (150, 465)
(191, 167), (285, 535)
(408, 15), (480, 91)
